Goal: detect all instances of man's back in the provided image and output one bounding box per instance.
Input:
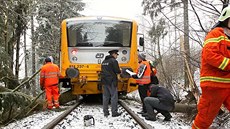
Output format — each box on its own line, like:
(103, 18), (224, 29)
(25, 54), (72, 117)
(101, 55), (120, 85)
(150, 86), (175, 107)
(40, 62), (60, 87)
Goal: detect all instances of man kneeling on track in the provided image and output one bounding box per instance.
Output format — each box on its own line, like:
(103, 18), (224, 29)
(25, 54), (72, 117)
(142, 84), (175, 121)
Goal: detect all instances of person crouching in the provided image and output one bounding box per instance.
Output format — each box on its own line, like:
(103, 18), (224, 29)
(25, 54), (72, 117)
(143, 85), (175, 121)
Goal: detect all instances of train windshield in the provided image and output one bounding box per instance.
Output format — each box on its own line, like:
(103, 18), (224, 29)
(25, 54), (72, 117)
(67, 20), (132, 47)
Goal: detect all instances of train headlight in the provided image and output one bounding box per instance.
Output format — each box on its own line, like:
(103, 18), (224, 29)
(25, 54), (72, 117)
(122, 50), (127, 55)
(121, 57), (127, 62)
(66, 68), (79, 78)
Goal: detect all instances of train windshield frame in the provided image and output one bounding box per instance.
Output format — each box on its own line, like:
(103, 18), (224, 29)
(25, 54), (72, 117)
(66, 20), (132, 47)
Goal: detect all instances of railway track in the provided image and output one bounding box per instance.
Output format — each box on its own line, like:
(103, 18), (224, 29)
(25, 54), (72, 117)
(119, 100), (153, 129)
(42, 99), (83, 129)
(41, 99), (153, 129)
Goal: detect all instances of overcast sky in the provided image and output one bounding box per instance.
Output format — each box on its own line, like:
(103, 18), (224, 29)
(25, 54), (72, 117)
(81, 0), (150, 35)
(81, 0), (144, 21)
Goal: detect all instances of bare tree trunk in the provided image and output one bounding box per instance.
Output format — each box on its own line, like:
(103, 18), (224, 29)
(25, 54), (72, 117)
(24, 29), (28, 77)
(4, 8), (9, 56)
(180, 36), (199, 102)
(31, 13), (36, 96)
(122, 97), (197, 114)
(173, 103), (196, 112)
(3, 4), (13, 71)
(24, 29), (30, 94)
(15, 1), (27, 80)
(157, 36), (171, 88)
(15, 31), (20, 79)
(183, 0), (191, 90)
(3, 5), (16, 89)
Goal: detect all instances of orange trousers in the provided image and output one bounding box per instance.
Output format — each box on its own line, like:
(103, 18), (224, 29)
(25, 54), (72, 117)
(45, 86), (60, 109)
(192, 87), (230, 129)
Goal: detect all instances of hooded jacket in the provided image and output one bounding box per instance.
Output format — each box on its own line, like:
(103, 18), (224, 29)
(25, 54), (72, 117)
(101, 55), (121, 85)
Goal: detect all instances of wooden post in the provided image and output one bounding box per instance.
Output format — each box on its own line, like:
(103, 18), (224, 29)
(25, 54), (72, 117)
(180, 36), (200, 102)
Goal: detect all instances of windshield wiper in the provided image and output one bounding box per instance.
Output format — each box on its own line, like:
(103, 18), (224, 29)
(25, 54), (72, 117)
(103, 41), (123, 47)
(76, 42), (93, 47)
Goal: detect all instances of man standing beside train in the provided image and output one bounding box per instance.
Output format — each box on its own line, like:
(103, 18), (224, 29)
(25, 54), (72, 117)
(126, 52), (152, 114)
(101, 49), (122, 117)
(40, 57), (62, 110)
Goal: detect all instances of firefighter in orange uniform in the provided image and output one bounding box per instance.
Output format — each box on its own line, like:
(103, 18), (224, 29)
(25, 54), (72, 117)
(40, 57), (62, 109)
(192, 6), (230, 129)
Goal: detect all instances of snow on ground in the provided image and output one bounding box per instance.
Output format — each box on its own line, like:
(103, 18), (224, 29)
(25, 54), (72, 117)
(54, 104), (142, 129)
(2, 110), (64, 129)
(2, 90), (229, 129)
(2, 102), (190, 129)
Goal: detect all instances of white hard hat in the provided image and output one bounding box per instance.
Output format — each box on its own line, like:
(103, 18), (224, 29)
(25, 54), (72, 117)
(48, 56), (54, 62)
(218, 6), (230, 22)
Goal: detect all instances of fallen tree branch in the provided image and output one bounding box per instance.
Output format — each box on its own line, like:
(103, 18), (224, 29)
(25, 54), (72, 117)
(5, 91), (45, 125)
(12, 69), (41, 92)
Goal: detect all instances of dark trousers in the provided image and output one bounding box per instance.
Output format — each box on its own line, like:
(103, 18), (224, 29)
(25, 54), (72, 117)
(144, 97), (173, 119)
(103, 82), (118, 115)
(138, 84), (149, 112)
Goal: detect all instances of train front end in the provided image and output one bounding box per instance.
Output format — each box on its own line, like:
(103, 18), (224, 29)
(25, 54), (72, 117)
(60, 16), (139, 95)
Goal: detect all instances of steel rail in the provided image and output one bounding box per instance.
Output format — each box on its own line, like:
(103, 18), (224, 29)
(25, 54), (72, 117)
(42, 99), (83, 129)
(119, 100), (154, 129)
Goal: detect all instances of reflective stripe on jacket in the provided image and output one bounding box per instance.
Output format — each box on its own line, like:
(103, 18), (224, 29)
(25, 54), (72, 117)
(40, 62), (61, 87)
(201, 27), (230, 88)
(136, 61), (151, 84)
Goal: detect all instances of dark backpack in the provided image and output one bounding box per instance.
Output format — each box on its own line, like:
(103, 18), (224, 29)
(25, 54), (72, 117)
(149, 61), (159, 85)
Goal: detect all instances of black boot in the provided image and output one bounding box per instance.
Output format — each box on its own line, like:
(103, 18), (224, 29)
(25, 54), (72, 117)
(142, 113), (148, 117)
(112, 112), (122, 117)
(163, 112), (172, 121)
(145, 113), (157, 121)
(158, 110), (172, 121)
(137, 110), (147, 114)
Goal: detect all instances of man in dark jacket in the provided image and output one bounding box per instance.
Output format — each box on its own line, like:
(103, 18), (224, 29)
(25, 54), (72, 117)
(143, 85), (175, 121)
(101, 49), (121, 117)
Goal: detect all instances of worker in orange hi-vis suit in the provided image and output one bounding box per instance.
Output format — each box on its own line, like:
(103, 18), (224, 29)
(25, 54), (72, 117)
(40, 57), (62, 110)
(192, 6), (230, 129)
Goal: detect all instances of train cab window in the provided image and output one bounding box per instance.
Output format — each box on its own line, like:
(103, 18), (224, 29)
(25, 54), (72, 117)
(67, 20), (132, 47)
